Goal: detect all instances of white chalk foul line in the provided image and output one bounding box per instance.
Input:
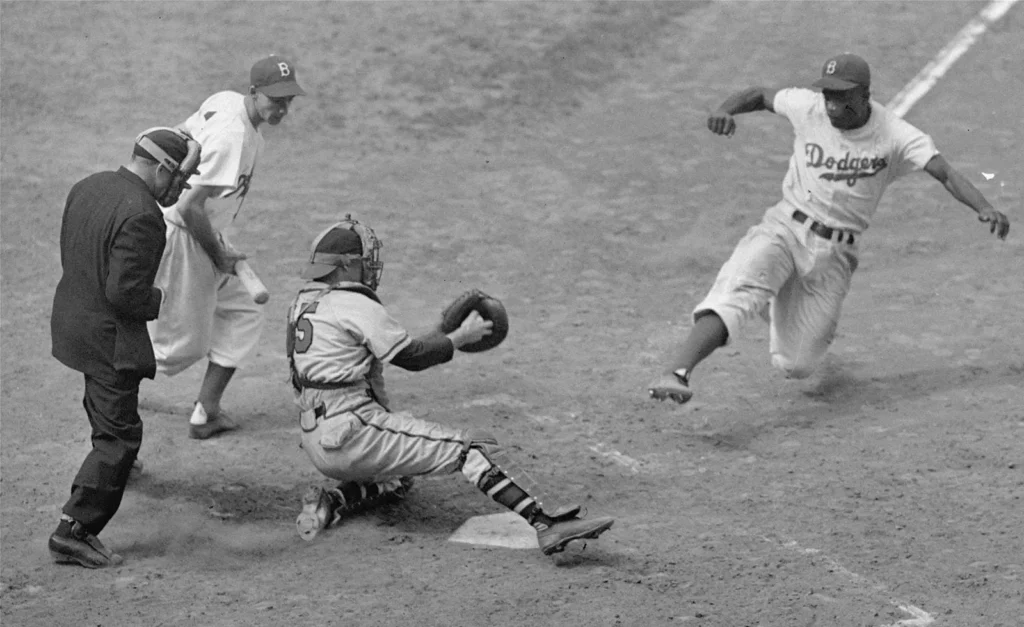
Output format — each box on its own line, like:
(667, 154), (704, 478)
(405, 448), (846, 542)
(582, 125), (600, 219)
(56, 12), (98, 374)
(887, 0), (1020, 118)
(768, 537), (935, 627)
(588, 442), (642, 473)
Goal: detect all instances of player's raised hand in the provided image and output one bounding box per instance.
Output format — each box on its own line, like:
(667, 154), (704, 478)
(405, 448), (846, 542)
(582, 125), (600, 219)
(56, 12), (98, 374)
(977, 207), (1010, 240)
(707, 110), (736, 137)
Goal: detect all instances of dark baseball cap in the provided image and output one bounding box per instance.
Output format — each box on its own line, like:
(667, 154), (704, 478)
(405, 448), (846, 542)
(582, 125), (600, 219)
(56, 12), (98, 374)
(301, 224), (363, 280)
(251, 54), (306, 97)
(812, 53), (870, 90)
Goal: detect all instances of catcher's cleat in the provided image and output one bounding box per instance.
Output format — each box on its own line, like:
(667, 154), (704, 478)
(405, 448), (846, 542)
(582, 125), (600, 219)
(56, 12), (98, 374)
(545, 504), (583, 523)
(332, 477), (412, 520)
(647, 372), (693, 405)
(299, 478), (414, 541)
(537, 516), (615, 556)
(189, 408), (240, 440)
(49, 521), (123, 569)
(296, 485), (334, 542)
(395, 477), (415, 498)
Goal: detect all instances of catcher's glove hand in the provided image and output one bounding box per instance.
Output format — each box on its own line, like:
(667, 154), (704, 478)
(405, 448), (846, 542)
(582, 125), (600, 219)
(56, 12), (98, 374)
(440, 289), (509, 353)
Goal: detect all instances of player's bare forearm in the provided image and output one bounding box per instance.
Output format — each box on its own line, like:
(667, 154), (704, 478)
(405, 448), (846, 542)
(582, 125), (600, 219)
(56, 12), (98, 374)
(716, 87), (775, 116)
(942, 168), (991, 214)
(178, 199), (224, 263)
(925, 155), (1010, 239)
(929, 153), (1007, 237)
(176, 185), (244, 267)
(708, 87), (778, 137)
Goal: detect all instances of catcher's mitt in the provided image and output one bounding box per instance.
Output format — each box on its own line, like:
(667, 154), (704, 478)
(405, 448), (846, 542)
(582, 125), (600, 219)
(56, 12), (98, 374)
(440, 289), (509, 353)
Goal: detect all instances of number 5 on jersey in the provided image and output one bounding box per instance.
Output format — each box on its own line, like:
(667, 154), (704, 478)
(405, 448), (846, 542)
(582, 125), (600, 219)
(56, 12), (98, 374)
(287, 301), (318, 355)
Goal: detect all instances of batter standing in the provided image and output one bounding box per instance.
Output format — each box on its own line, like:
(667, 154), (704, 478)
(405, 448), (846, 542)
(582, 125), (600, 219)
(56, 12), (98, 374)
(288, 216), (615, 556)
(649, 53), (1010, 405)
(149, 55), (305, 438)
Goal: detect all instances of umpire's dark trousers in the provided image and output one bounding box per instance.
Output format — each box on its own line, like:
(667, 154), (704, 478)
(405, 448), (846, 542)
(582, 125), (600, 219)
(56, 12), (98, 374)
(63, 371), (144, 535)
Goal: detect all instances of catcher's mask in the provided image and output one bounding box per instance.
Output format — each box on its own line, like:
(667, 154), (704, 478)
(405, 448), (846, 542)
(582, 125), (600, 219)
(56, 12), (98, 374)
(133, 127), (202, 207)
(300, 214), (384, 289)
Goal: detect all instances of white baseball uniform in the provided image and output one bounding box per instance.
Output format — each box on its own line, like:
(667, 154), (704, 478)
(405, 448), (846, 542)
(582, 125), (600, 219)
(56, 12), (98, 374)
(289, 283), (469, 484)
(288, 280), (616, 552)
(694, 87), (938, 377)
(149, 91), (266, 375)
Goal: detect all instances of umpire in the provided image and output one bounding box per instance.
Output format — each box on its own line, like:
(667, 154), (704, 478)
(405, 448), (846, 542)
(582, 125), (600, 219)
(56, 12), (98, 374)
(48, 127), (199, 568)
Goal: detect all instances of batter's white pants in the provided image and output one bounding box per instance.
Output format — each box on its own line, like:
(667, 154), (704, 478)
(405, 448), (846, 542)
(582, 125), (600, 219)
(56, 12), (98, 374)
(149, 221), (265, 375)
(693, 201), (859, 379)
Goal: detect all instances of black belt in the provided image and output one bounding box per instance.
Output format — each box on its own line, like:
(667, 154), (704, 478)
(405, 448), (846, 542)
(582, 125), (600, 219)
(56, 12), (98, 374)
(297, 378), (367, 391)
(792, 210), (856, 245)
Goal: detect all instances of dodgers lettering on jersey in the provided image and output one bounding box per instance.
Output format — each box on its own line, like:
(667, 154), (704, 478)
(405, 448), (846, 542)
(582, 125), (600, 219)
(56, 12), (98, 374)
(288, 286), (411, 386)
(773, 88), (938, 232)
(174, 91), (265, 232)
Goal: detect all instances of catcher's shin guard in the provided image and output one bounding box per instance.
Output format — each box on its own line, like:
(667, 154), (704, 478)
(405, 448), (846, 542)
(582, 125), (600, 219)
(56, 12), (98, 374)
(296, 478), (412, 541)
(459, 433), (544, 520)
(333, 477), (413, 518)
(459, 433), (613, 555)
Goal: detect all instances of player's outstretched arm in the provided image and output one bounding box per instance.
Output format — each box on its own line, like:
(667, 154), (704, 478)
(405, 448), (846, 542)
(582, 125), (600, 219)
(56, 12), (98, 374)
(390, 313), (490, 372)
(176, 184), (247, 271)
(707, 86), (780, 137)
(924, 155), (1010, 240)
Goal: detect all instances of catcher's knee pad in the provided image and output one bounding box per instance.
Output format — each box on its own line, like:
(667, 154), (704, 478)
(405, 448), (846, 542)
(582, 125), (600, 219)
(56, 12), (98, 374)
(458, 430), (503, 485)
(462, 430), (500, 455)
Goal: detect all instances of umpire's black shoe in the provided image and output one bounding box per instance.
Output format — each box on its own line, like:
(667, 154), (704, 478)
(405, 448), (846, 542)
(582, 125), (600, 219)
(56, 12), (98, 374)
(49, 520), (123, 568)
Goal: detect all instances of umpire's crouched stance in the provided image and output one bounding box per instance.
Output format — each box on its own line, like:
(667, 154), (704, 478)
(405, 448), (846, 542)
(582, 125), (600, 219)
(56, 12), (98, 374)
(48, 128), (200, 567)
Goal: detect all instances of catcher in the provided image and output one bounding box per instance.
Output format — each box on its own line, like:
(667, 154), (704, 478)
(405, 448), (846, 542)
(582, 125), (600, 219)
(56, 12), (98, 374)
(287, 215), (614, 556)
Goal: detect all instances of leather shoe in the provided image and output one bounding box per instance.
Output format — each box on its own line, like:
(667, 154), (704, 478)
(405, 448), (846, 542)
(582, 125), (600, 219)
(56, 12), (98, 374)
(537, 515), (614, 555)
(49, 521), (123, 568)
(648, 372), (693, 405)
(189, 412), (239, 440)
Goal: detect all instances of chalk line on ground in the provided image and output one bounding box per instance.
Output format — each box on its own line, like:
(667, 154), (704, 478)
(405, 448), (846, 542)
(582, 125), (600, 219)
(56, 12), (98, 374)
(887, 0), (1020, 118)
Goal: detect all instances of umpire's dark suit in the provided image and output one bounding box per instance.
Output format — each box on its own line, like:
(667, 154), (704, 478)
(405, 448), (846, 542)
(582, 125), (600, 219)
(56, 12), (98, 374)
(51, 166), (165, 534)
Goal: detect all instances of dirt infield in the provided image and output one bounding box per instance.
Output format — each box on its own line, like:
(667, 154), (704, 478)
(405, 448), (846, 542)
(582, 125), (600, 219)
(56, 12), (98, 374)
(2, 2), (1021, 626)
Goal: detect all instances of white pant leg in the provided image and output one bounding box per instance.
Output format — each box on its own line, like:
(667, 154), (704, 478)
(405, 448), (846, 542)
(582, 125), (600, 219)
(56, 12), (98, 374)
(299, 389), (466, 484)
(769, 230), (857, 378)
(692, 215), (797, 344)
(207, 273), (265, 369)
(149, 223), (218, 376)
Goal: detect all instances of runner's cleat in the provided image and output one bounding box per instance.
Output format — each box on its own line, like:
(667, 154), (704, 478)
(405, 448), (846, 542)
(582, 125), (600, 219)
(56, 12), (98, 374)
(647, 373), (693, 405)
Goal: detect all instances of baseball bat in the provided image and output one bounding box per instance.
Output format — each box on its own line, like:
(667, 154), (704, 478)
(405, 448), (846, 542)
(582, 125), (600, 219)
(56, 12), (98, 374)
(234, 259), (269, 304)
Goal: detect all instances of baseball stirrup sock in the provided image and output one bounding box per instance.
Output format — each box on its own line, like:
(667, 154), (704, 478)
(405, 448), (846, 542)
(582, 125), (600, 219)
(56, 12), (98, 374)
(462, 449), (550, 528)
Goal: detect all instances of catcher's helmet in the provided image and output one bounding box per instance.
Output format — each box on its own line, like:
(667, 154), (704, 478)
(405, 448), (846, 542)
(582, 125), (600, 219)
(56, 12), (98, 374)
(301, 215), (383, 289)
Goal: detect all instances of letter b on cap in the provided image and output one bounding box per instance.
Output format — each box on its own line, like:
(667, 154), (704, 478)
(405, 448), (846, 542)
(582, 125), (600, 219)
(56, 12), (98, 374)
(825, 60), (837, 75)
(277, 62), (291, 77)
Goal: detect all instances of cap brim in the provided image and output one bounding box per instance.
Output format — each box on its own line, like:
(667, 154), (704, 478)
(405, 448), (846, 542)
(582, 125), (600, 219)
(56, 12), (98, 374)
(300, 263), (337, 280)
(812, 77), (862, 90)
(257, 82), (306, 97)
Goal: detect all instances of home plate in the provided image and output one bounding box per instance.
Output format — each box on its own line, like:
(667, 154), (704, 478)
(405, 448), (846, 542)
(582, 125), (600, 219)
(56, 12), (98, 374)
(449, 512), (539, 549)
